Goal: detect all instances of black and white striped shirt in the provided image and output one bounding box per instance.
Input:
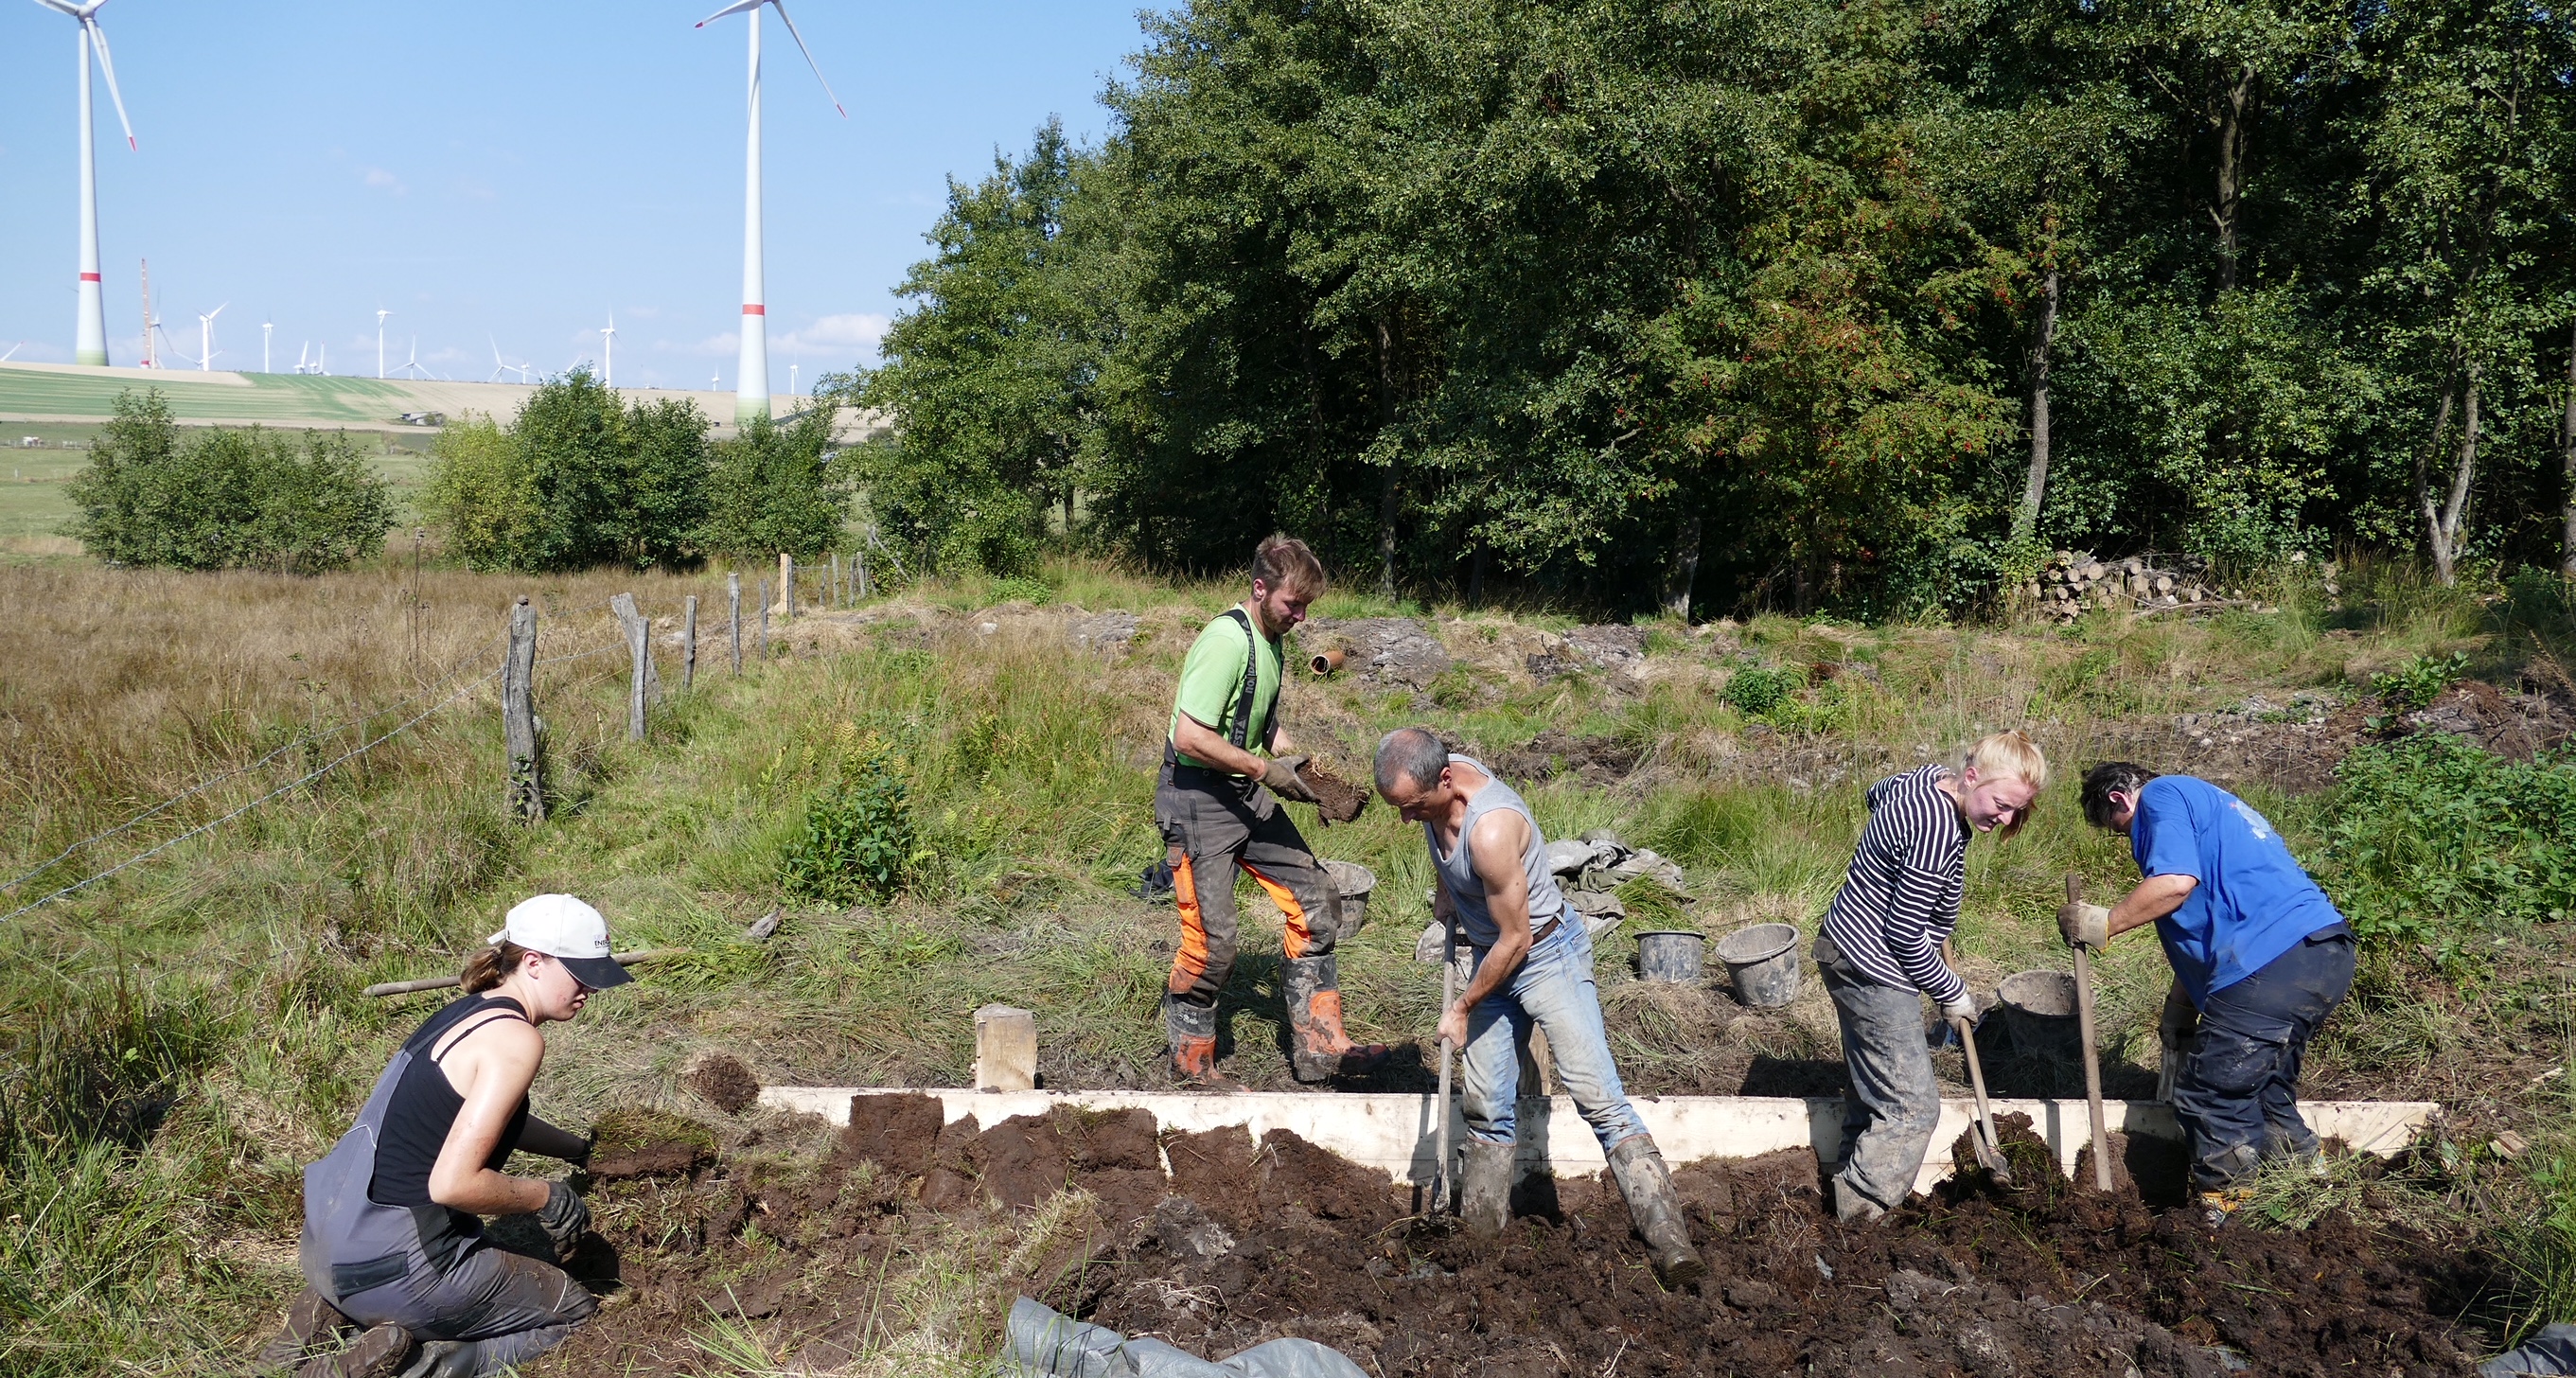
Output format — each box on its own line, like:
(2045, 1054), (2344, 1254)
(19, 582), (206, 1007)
(1823, 764), (1969, 1003)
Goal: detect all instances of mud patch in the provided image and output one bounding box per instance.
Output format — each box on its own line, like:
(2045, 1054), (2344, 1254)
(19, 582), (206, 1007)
(585, 1106), (717, 1181)
(1491, 728), (1646, 786)
(1297, 761), (1369, 823)
(679, 1051), (761, 1115)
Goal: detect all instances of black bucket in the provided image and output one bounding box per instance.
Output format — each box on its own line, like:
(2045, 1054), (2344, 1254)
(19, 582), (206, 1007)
(1998, 969), (2083, 1061)
(1636, 930), (1706, 983)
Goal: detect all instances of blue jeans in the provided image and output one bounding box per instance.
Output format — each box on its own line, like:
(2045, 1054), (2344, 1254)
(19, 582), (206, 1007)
(2173, 924), (2355, 1191)
(1458, 920), (1650, 1151)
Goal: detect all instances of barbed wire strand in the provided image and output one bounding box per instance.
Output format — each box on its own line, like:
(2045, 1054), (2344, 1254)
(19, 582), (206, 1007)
(0, 627), (512, 896)
(0, 667), (502, 925)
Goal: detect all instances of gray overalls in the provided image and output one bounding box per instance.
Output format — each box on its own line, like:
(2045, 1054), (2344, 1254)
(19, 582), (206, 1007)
(301, 995), (595, 1373)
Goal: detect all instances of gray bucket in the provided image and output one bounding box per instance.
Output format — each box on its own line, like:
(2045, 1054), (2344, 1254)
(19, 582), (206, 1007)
(1324, 860), (1376, 934)
(1997, 969), (2083, 1061)
(1716, 923), (1802, 1008)
(1636, 930), (1705, 983)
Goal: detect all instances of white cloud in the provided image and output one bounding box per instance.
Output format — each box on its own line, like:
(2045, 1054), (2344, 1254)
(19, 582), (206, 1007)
(362, 167), (407, 195)
(694, 330), (740, 356)
(773, 311), (890, 362)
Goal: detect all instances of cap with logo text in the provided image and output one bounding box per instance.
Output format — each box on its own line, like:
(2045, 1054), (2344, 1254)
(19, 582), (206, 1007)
(487, 893), (632, 990)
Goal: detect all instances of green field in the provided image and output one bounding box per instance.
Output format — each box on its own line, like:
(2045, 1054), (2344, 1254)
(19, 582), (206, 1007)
(0, 368), (422, 428)
(0, 423), (440, 550)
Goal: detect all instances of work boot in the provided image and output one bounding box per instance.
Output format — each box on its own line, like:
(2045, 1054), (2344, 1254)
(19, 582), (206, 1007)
(1607, 1135), (1708, 1289)
(294, 1323), (415, 1378)
(1831, 1173), (1888, 1226)
(1282, 954), (1394, 1082)
(1457, 1139), (1515, 1237)
(1162, 995), (1240, 1091)
(254, 1289), (357, 1372)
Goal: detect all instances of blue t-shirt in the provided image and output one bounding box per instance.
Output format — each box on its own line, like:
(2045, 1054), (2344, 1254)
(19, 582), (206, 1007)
(2131, 776), (2344, 1006)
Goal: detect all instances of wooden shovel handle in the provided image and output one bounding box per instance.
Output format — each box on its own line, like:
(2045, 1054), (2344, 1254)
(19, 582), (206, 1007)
(2066, 873), (2114, 1192)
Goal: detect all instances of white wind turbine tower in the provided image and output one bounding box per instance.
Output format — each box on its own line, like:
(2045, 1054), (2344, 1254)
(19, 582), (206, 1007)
(195, 302), (226, 371)
(601, 314), (616, 388)
(33, 0), (138, 367)
(262, 318), (273, 373)
(697, 0), (842, 425)
(376, 309), (393, 379)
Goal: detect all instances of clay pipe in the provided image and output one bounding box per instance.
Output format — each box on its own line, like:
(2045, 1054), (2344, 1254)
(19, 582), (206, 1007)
(1310, 646), (1347, 676)
(2068, 874), (2114, 1192)
(362, 947), (686, 998)
(1953, 1015), (2016, 1186)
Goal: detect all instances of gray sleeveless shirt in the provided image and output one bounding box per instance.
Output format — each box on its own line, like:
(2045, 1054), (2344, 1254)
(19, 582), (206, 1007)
(1424, 757), (1572, 949)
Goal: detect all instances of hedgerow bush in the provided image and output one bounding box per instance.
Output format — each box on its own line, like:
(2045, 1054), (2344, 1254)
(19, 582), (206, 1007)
(780, 734), (918, 903)
(63, 391), (395, 574)
(2317, 735), (2576, 956)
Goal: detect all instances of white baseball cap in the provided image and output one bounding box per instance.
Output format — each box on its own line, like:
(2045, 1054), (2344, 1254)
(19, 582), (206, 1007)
(487, 893), (632, 989)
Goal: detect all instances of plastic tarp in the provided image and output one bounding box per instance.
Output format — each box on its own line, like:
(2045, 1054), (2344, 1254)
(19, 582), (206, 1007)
(1003, 1298), (1369, 1378)
(2481, 1325), (2576, 1377)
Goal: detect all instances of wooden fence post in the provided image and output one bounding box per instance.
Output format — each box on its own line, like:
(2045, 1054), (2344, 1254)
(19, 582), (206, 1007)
(609, 592), (659, 741)
(682, 594), (698, 690)
(857, 548), (869, 601)
(780, 552), (794, 624)
(503, 596), (544, 824)
(758, 579), (770, 662)
(728, 572), (743, 675)
(830, 552), (840, 609)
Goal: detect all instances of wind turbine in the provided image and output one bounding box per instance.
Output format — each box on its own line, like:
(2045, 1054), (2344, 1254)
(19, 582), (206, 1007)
(195, 302), (226, 371)
(261, 318), (273, 373)
(376, 309), (392, 379)
(390, 337), (435, 380)
(487, 337), (534, 384)
(33, 0), (137, 367)
(600, 313), (615, 388)
(697, 0), (842, 425)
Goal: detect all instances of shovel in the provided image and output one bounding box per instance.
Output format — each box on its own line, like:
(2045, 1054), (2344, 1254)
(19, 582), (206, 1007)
(2067, 874), (2114, 1192)
(1951, 1014), (2016, 1186)
(1431, 910), (1460, 1215)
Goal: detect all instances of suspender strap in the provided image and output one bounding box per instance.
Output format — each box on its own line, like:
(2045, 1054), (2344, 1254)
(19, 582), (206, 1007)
(1219, 608), (1280, 753)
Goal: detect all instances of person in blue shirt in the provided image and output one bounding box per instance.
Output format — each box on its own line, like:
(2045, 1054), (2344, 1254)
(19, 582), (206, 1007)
(2063, 763), (2355, 1219)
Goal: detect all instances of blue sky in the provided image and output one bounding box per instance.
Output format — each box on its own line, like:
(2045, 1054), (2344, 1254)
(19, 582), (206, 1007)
(0, 1), (1146, 389)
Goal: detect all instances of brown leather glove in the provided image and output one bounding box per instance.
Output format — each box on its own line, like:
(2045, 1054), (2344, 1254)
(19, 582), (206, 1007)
(1262, 754), (1323, 804)
(2056, 902), (2110, 949)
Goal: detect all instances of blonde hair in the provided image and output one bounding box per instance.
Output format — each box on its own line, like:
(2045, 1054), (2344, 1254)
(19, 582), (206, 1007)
(1959, 730), (2048, 839)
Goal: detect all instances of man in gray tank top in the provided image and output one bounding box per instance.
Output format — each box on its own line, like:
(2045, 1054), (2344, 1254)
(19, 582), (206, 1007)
(1374, 728), (1708, 1288)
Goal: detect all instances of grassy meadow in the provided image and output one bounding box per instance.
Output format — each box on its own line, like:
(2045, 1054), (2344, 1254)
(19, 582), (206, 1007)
(4, 553), (2575, 1372)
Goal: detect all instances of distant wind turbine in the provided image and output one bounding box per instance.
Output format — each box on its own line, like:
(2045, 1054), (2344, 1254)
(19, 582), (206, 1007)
(376, 309), (392, 380)
(390, 336), (435, 380)
(261, 318), (273, 373)
(601, 313), (616, 388)
(32, 0), (139, 367)
(195, 302), (225, 371)
(487, 337), (535, 384)
(697, 0), (842, 425)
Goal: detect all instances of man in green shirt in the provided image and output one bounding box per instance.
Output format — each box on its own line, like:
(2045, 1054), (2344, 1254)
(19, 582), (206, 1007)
(1156, 535), (1391, 1086)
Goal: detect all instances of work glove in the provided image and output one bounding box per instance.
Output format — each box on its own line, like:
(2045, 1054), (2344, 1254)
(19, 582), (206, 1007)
(1937, 992), (1979, 1024)
(1261, 753), (1324, 805)
(563, 1132), (593, 1171)
(537, 1179), (591, 1258)
(2057, 902), (2110, 949)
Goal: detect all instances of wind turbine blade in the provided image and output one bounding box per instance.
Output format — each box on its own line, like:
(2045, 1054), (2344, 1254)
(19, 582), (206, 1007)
(31, 1), (84, 19)
(768, 1), (846, 115)
(694, 0), (763, 26)
(81, 17), (137, 150)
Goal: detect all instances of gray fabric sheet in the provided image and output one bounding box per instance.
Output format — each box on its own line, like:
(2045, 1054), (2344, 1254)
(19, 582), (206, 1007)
(1003, 1298), (1369, 1378)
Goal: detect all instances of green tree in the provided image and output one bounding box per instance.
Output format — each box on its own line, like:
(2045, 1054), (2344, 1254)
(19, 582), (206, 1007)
(699, 406), (847, 561)
(417, 371), (710, 572)
(419, 414), (538, 573)
(63, 391), (396, 574)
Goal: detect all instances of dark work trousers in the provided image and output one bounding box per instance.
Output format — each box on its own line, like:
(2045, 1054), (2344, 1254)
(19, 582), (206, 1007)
(1154, 755), (1340, 1006)
(2171, 924), (2356, 1191)
(1815, 931), (1943, 1213)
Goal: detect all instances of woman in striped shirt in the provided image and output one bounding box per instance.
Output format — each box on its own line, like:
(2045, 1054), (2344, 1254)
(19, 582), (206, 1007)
(1815, 731), (2047, 1223)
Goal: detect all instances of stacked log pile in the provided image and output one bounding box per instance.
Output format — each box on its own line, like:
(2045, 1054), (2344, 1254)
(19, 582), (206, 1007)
(2025, 552), (2227, 622)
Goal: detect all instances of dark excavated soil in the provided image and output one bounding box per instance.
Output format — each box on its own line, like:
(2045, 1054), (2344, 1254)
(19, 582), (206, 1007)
(680, 1051), (763, 1115)
(1297, 761), (1369, 823)
(529, 1101), (2493, 1377)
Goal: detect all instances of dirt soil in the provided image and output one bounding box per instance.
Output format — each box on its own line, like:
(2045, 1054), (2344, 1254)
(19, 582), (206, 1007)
(535, 1103), (2494, 1377)
(1297, 761), (1369, 823)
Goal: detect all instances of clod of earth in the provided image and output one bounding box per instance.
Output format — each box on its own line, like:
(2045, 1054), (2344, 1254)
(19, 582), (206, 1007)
(679, 1051), (762, 1116)
(535, 1102), (2490, 1378)
(1297, 761), (1368, 823)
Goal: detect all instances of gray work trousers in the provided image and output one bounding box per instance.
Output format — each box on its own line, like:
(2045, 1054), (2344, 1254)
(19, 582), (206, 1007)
(1816, 932), (1943, 1213)
(346, 1239), (595, 1374)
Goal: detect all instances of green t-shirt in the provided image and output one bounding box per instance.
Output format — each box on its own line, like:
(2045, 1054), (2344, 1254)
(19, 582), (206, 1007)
(1167, 608), (1283, 773)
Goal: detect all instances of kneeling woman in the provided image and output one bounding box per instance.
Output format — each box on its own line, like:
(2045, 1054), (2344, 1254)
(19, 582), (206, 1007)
(286, 895), (626, 1377)
(1816, 732), (2046, 1224)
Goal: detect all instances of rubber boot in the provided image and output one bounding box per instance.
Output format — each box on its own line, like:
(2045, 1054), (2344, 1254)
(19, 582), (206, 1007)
(1162, 995), (1239, 1090)
(1607, 1135), (1708, 1289)
(254, 1288), (357, 1373)
(1282, 954), (1393, 1082)
(294, 1324), (415, 1378)
(1457, 1139), (1515, 1237)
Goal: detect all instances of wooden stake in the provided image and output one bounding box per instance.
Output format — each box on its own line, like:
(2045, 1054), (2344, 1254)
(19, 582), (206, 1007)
(780, 552), (794, 624)
(366, 947), (685, 998)
(973, 1005), (1038, 1091)
(503, 596), (543, 823)
(682, 594), (698, 691)
(610, 592), (657, 741)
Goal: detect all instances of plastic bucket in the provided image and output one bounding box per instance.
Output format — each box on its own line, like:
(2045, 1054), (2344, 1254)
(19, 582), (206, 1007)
(1635, 930), (1706, 983)
(1997, 969), (2082, 1061)
(1323, 860), (1376, 934)
(1716, 923), (1802, 1008)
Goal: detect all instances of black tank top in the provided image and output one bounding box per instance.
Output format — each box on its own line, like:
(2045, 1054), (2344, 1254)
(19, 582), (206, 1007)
(367, 993), (533, 1210)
